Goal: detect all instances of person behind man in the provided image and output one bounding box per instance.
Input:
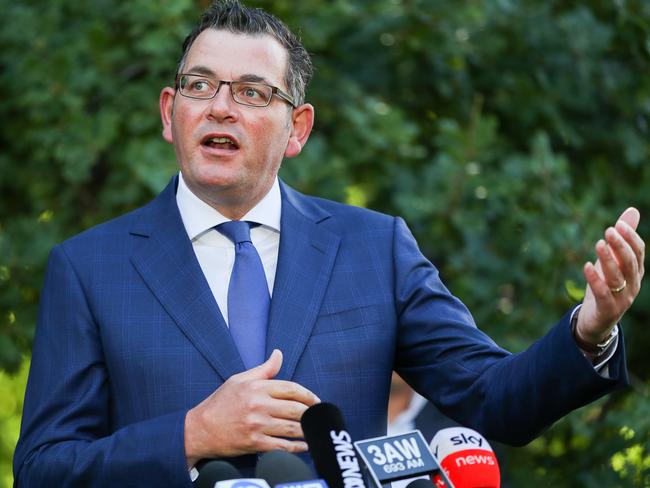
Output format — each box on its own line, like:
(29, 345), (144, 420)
(387, 372), (510, 486)
(14, 1), (645, 486)
(388, 372), (456, 442)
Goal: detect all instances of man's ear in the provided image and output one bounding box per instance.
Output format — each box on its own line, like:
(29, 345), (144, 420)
(284, 103), (315, 158)
(160, 87), (176, 144)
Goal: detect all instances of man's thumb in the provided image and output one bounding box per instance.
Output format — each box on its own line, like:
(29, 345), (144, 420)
(246, 349), (283, 380)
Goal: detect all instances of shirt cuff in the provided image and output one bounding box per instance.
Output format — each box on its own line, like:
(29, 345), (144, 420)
(592, 333), (618, 377)
(569, 305), (619, 378)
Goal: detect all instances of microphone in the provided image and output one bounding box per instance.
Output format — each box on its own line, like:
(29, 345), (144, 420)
(215, 480), (271, 488)
(194, 460), (242, 488)
(429, 427), (500, 488)
(193, 459), (272, 488)
(301, 402), (366, 488)
(353, 429), (452, 487)
(255, 450), (327, 488)
(405, 479), (435, 488)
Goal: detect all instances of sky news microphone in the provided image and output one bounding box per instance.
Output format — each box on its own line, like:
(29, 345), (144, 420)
(429, 427), (500, 488)
(301, 402), (366, 488)
(255, 450), (327, 488)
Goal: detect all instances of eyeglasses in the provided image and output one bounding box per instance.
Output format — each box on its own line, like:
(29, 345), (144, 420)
(176, 73), (296, 108)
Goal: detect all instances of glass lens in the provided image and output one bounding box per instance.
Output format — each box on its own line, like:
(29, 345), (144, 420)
(231, 82), (272, 106)
(179, 75), (215, 99)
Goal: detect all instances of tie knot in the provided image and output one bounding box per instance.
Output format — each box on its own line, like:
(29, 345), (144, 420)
(217, 220), (253, 245)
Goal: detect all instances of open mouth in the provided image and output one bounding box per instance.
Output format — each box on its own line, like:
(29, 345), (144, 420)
(202, 135), (239, 150)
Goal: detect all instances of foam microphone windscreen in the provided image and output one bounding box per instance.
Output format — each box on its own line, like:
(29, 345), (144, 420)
(255, 450), (316, 486)
(194, 459), (242, 488)
(405, 478), (434, 488)
(429, 427), (499, 488)
(301, 403), (366, 488)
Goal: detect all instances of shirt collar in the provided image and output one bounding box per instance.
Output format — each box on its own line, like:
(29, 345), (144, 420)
(176, 172), (282, 241)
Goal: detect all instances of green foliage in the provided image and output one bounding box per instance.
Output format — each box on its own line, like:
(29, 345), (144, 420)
(0, 358), (28, 488)
(2, 0), (650, 486)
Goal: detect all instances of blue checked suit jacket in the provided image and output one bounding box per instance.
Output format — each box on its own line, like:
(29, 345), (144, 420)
(14, 176), (628, 486)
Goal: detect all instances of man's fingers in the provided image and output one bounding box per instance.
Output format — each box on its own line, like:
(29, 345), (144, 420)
(617, 207), (640, 231)
(261, 418), (305, 439)
(266, 398), (312, 423)
(595, 238), (626, 289)
(616, 219), (645, 275)
(604, 228), (637, 282)
(266, 379), (320, 404)
(584, 262), (615, 306)
(258, 436), (309, 453)
(582, 261), (622, 335)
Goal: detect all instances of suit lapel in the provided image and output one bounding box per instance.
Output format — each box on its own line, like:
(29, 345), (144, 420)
(129, 177), (245, 380)
(267, 182), (341, 380)
(127, 177), (340, 382)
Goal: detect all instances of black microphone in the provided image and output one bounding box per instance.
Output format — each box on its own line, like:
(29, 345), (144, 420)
(301, 402), (366, 488)
(406, 479), (434, 488)
(255, 450), (317, 487)
(194, 459), (242, 488)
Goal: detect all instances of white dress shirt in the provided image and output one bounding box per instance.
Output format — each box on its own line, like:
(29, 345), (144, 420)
(175, 173), (281, 325)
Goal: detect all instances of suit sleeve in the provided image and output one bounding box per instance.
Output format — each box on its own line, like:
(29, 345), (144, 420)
(391, 217), (628, 446)
(13, 245), (193, 487)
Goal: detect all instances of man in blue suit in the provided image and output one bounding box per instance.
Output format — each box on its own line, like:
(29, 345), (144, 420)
(14, 1), (645, 486)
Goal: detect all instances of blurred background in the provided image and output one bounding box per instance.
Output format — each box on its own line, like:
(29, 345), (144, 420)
(1, 0), (649, 486)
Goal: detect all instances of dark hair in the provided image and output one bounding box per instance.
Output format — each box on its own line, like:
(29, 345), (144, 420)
(177, 0), (312, 106)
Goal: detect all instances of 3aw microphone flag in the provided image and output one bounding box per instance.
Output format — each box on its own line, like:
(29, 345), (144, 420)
(354, 430), (453, 487)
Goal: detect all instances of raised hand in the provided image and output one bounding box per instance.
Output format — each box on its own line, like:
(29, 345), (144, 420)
(576, 208), (645, 348)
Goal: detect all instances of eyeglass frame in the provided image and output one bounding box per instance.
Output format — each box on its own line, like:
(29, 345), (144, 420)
(175, 73), (297, 108)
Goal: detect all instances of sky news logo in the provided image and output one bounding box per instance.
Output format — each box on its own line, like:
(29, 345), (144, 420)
(452, 453), (496, 467)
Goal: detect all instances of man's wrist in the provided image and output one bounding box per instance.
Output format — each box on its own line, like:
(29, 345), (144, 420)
(571, 309), (619, 359)
(184, 408), (202, 469)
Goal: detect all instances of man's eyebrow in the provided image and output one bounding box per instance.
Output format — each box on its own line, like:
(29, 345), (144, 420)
(183, 66), (274, 85)
(237, 74), (270, 84)
(184, 65), (216, 77)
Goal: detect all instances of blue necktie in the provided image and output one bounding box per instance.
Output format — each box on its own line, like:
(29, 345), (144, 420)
(216, 220), (270, 369)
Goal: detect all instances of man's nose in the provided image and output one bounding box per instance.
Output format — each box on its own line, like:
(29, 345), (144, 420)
(207, 82), (238, 121)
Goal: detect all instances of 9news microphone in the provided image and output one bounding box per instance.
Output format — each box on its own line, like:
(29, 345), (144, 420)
(301, 402), (366, 488)
(429, 427), (500, 488)
(255, 450), (327, 488)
